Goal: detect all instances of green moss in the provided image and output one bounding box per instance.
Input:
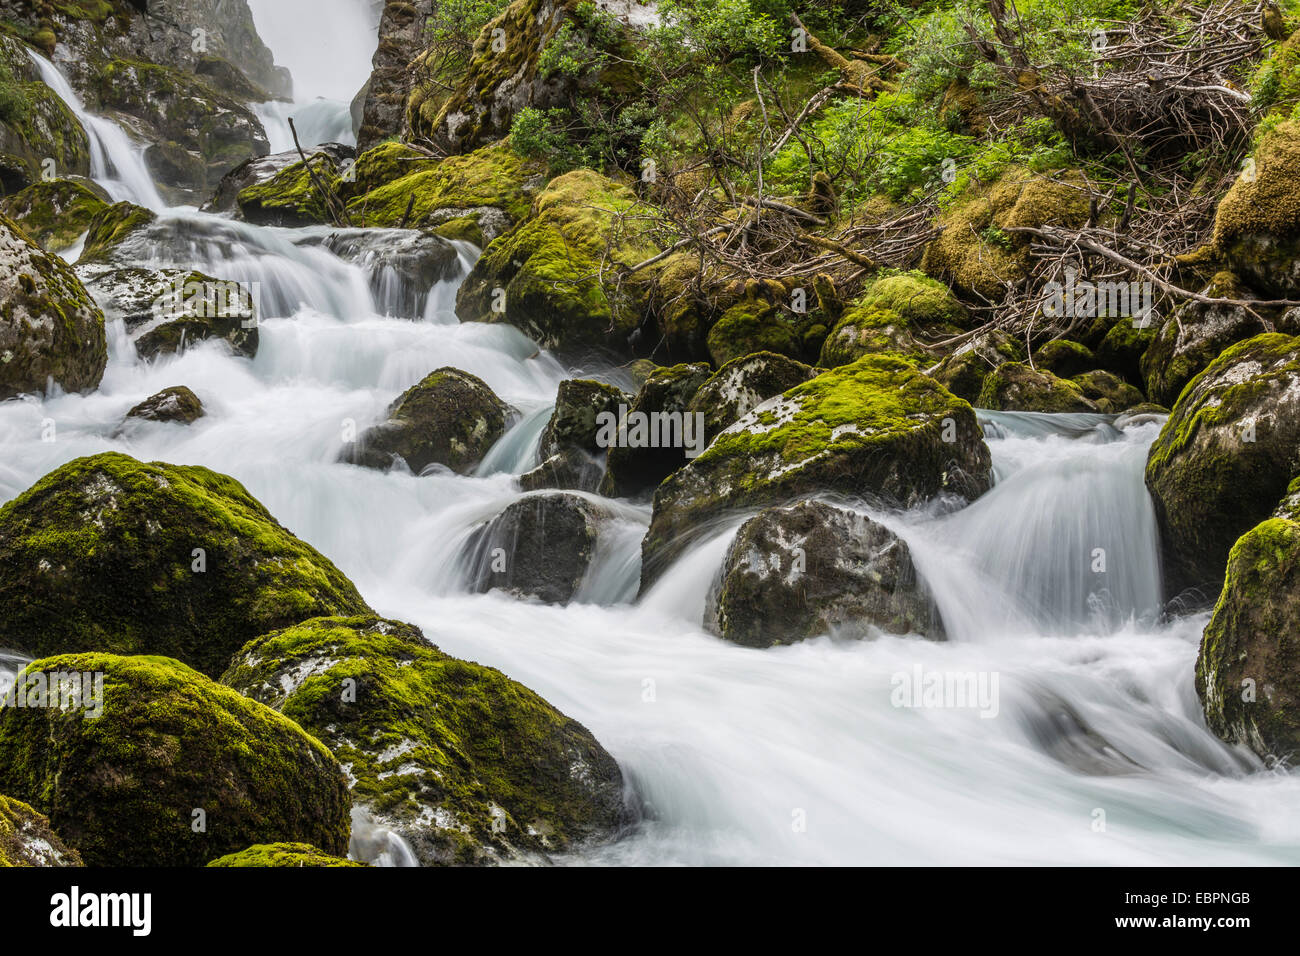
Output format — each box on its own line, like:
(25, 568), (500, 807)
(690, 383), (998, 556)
(1196, 508), (1300, 757)
(220, 615), (625, 865)
(79, 201), (156, 261)
(347, 140), (542, 234)
(237, 153), (341, 227)
(0, 652), (351, 867)
(0, 793), (82, 866)
(0, 452), (372, 677)
(642, 355), (992, 583)
(456, 168), (660, 356)
(857, 270), (967, 326)
(976, 361), (1098, 412)
(1145, 333), (1300, 594)
(1032, 338), (1094, 378)
(0, 211), (106, 398)
(922, 169), (1090, 298)
(1070, 369), (1145, 413)
(207, 842), (363, 867)
(1212, 120), (1300, 295)
(0, 178), (107, 251)
(707, 297), (801, 367)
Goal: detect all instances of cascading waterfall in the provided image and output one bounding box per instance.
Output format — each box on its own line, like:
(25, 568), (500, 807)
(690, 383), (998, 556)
(25, 51), (166, 211)
(4, 1), (1299, 867)
(247, 0), (385, 151)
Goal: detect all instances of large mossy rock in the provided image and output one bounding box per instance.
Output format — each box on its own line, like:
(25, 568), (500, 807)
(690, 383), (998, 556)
(0, 452), (371, 678)
(0, 653), (352, 867)
(931, 328), (1025, 404)
(642, 355), (992, 587)
(518, 378), (630, 492)
(78, 265), (259, 361)
(1196, 482), (1300, 759)
(236, 150), (346, 227)
(345, 367), (512, 475)
(220, 615), (627, 866)
(1139, 273), (1268, 406)
(204, 143), (354, 215)
(600, 362), (711, 499)
(976, 361), (1099, 412)
(819, 271), (966, 369)
(1070, 369), (1144, 413)
(1095, 314), (1158, 387)
(0, 794), (82, 867)
(1212, 120), (1300, 297)
(0, 178), (108, 252)
(207, 842), (362, 867)
(922, 170), (1090, 299)
(347, 141), (544, 245)
(1145, 333), (1300, 598)
(687, 350), (816, 445)
(0, 36), (91, 194)
(705, 500), (943, 647)
(456, 170), (659, 359)
(0, 211), (106, 400)
(707, 296), (802, 368)
(78, 200), (157, 262)
(462, 492), (608, 604)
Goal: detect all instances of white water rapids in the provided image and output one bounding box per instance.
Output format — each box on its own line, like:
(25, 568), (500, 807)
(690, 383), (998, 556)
(3, 4), (1299, 867)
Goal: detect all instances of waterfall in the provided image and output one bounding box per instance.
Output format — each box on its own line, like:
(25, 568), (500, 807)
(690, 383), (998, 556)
(25, 51), (166, 211)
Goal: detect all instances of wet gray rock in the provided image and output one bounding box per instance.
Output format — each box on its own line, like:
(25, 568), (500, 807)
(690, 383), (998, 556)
(705, 500), (944, 647)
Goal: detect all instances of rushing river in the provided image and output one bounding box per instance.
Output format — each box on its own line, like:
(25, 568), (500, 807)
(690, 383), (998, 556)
(2, 3), (1298, 867)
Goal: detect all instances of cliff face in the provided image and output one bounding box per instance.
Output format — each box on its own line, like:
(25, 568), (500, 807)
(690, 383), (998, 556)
(356, 0), (434, 152)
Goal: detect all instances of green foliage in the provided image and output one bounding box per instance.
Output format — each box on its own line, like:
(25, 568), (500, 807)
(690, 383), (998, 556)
(0, 59), (28, 125)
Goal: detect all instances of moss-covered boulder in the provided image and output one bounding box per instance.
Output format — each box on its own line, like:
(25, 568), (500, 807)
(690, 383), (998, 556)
(0, 178), (108, 252)
(347, 141), (544, 245)
(518, 378), (630, 492)
(922, 171), (1090, 299)
(975, 361), (1099, 412)
(707, 297), (802, 368)
(462, 493), (609, 604)
(1070, 369), (1144, 413)
(859, 270), (968, 325)
(1212, 120), (1300, 297)
(641, 355), (992, 587)
(220, 615), (627, 865)
(1195, 481), (1300, 759)
(236, 150), (345, 227)
(1140, 273), (1268, 406)
(600, 362), (711, 498)
(0, 211), (106, 399)
(1032, 339), (1095, 379)
(204, 144), (355, 215)
(0, 653), (351, 867)
(686, 351), (816, 445)
(1095, 314), (1158, 386)
(0, 794), (82, 867)
(705, 500), (943, 647)
(0, 452), (371, 677)
(344, 367), (512, 475)
(120, 385), (204, 427)
(78, 265), (258, 360)
(456, 170), (659, 359)
(1145, 333), (1300, 597)
(207, 842), (362, 867)
(931, 329), (1025, 403)
(78, 201), (157, 262)
(0, 36), (90, 194)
